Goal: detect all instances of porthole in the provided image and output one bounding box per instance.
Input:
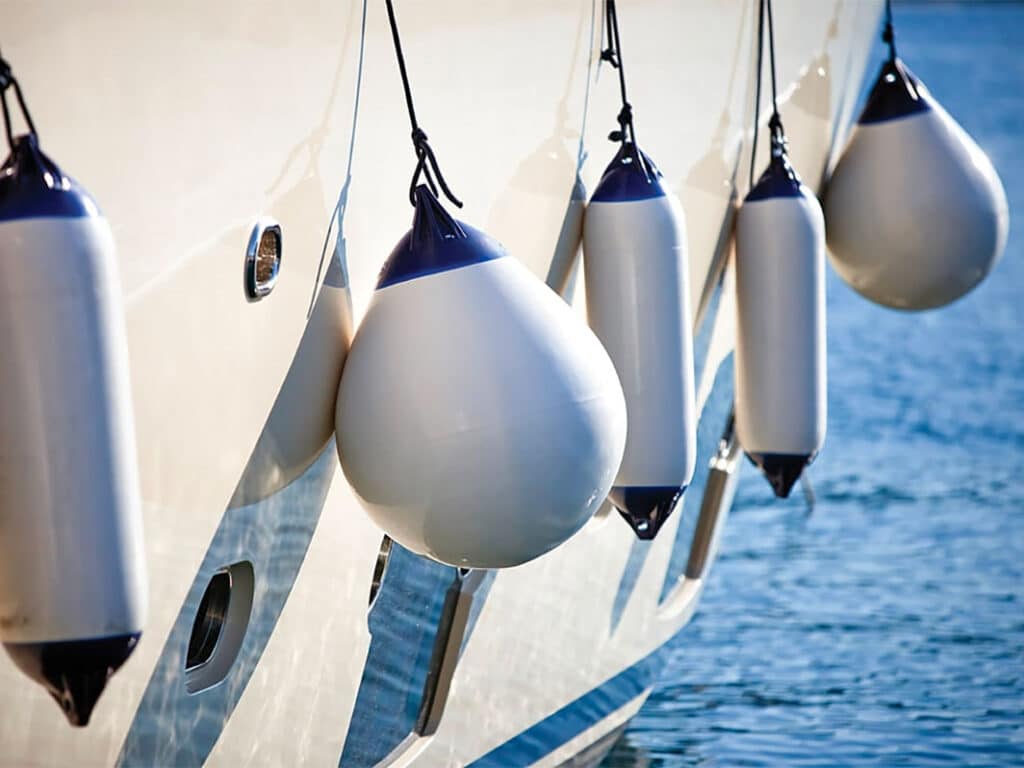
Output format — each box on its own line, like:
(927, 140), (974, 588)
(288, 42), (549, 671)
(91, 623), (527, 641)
(245, 218), (282, 301)
(186, 570), (230, 670)
(185, 561), (254, 694)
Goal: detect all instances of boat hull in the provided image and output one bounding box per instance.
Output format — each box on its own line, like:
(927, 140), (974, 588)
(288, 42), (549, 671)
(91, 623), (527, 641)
(0, 0), (880, 764)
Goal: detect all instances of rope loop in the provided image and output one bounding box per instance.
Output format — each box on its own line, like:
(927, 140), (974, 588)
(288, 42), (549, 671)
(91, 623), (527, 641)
(407, 128), (462, 208)
(617, 103), (633, 128)
(601, 0), (638, 147)
(768, 112), (787, 157)
(384, 0), (462, 209)
(0, 52), (38, 152)
(609, 101), (634, 143)
(749, 0), (785, 188)
(882, 0), (897, 63)
(599, 48), (619, 68)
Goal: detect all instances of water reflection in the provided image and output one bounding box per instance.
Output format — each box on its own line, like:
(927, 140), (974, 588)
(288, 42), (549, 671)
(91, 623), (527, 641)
(604, 6), (1024, 765)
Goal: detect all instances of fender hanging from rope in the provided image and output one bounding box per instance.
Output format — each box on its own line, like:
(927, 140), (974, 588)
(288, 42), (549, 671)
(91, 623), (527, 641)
(582, 0), (698, 540)
(334, 2), (627, 568)
(0, 52), (147, 726)
(823, 0), (1009, 310)
(734, 0), (827, 499)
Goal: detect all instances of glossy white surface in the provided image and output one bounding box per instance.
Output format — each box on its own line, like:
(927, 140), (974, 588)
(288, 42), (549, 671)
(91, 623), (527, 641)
(336, 255), (626, 568)
(825, 98), (1010, 310)
(0, 0), (881, 764)
(0, 216), (146, 643)
(583, 193), (697, 490)
(735, 190), (827, 457)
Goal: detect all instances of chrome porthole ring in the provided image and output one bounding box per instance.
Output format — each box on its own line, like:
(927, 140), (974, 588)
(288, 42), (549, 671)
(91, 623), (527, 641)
(245, 217), (282, 301)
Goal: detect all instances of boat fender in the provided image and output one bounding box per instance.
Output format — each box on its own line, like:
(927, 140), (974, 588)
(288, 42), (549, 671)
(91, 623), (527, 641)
(0, 132), (146, 726)
(583, 143), (697, 539)
(823, 57), (1009, 310)
(735, 142), (827, 498)
(335, 186), (626, 568)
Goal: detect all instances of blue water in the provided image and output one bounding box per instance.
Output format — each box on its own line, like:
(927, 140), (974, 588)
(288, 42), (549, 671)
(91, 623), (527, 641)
(604, 4), (1024, 766)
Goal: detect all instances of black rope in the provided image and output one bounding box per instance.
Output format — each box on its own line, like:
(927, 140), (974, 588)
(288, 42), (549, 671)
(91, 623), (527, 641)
(383, 0), (462, 208)
(749, 0), (785, 189)
(766, 0), (780, 126)
(882, 0), (897, 63)
(599, 0), (636, 146)
(0, 50), (38, 151)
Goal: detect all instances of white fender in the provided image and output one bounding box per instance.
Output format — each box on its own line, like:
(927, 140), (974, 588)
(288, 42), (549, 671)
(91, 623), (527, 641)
(583, 143), (697, 539)
(336, 186), (626, 569)
(0, 135), (146, 725)
(735, 150), (827, 497)
(824, 58), (1009, 310)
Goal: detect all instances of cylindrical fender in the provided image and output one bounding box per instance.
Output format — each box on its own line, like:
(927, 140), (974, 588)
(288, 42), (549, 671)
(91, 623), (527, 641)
(735, 149), (827, 498)
(583, 143), (697, 539)
(0, 135), (146, 726)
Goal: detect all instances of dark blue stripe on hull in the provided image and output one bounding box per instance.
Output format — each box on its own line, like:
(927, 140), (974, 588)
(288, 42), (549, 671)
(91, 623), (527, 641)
(467, 648), (664, 767)
(118, 447), (336, 767)
(338, 545), (454, 766)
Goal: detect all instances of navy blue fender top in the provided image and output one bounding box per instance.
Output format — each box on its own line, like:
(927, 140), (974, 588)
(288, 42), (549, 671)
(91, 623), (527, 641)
(0, 133), (99, 222)
(745, 147), (809, 203)
(377, 185), (506, 289)
(590, 142), (668, 203)
(858, 57), (932, 125)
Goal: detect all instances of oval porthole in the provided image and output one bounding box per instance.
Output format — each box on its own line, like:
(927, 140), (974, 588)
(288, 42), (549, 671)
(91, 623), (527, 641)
(185, 561), (255, 694)
(186, 570), (231, 670)
(245, 218), (282, 301)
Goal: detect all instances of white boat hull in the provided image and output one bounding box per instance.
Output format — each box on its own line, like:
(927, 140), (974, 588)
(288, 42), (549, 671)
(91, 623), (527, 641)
(0, 0), (880, 764)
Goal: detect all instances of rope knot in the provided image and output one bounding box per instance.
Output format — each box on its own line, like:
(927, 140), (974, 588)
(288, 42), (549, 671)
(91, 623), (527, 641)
(608, 103), (634, 144)
(406, 128), (462, 209)
(882, 24), (894, 44)
(602, 0), (637, 147)
(617, 103), (633, 127)
(0, 54), (38, 150)
(600, 48), (619, 68)
(386, 0), (461, 209)
(768, 113), (787, 157)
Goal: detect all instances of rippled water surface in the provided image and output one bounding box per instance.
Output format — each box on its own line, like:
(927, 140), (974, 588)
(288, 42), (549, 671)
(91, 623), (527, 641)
(604, 3), (1023, 766)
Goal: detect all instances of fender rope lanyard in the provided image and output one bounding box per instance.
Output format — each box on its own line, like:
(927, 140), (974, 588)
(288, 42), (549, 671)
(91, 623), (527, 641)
(748, 0), (785, 190)
(0, 51), (38, 151)
(384, 0), (462, 208)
